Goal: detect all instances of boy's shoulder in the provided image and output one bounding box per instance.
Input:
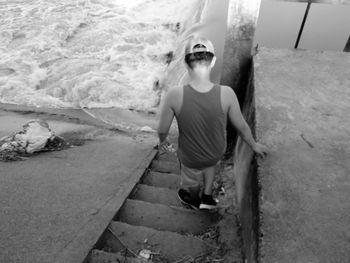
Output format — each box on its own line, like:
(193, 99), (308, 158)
(219, 85), (236, 97)
(219, 84), (233, 91)
(219, 85), (239, 110)
(166, 85), (183, 98)
(164, 85), (183, 109)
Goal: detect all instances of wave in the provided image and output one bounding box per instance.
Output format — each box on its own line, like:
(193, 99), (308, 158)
(0, 0), (200, 111)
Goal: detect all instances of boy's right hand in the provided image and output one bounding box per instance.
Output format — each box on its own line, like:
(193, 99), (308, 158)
(158, 140), (176, 153)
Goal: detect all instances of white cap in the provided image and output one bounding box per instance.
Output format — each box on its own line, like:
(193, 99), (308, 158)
(185, 37), (215, 56)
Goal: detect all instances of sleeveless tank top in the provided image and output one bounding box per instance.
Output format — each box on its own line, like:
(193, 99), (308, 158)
(176, 84), (227, 169)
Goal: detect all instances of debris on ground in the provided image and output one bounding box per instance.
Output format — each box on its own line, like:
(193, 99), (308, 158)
(139, 249), (152, 260)
(0, 119), (67, 161)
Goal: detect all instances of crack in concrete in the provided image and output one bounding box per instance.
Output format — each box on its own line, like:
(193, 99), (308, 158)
(300, 133), (315, 148)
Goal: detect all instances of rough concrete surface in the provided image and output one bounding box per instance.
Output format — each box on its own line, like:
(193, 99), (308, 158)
(255, 48), (350, 263)
(0, 108), (157, 263)
(232, 66), (258, 263)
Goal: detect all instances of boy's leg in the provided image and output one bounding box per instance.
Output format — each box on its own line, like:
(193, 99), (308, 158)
(178, 163), (203, 208)
(200, 163), (220, 210)
(203, 164), (216, 195)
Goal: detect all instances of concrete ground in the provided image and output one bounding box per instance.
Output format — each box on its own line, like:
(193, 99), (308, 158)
(0, 106), (157, 263)
(255, 48), (350, 263)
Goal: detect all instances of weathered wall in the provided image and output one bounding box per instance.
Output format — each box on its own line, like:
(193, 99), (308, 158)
(231, 65), (259, 263)
(219, 1), (261, 262)
(221, 0), (261, 156)
(221, 1), (350, 262)
(221, 0), (261, 100)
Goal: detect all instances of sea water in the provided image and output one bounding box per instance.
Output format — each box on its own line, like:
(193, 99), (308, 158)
(0, 0), (198, 111)
(254, 1), (350, 51)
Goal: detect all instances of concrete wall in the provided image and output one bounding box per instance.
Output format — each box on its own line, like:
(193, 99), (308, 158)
(221, 1), (350, 262)
(219, 1), (262, 262)
(221, 0), (261, 100)
(231, 65), (260, 263)
(221, 0), (261, 155)
(255, 47), (350, 263)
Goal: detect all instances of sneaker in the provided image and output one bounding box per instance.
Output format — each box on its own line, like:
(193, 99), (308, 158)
(199, 194), (218, 210)
(177, 189), (200, 210)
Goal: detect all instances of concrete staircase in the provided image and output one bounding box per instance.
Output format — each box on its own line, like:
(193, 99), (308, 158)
(86, 150), (221, 263)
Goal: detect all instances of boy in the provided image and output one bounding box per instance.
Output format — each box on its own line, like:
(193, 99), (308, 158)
(158, 38), (267, 210)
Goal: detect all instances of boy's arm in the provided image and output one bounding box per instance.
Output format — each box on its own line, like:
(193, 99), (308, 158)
(225, 87), (267, 157)
(157, 89), (175, 147)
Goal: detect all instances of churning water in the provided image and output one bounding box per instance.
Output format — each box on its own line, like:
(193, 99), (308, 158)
(0, 0), (198, 111)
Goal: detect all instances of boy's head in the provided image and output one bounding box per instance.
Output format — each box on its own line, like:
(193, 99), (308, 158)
(184, 38), (215, 69)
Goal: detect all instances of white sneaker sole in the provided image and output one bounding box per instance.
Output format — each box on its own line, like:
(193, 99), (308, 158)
(199, 203), (217, 210)
(180, 201), (199, 210)
(177, 191), (199, 210)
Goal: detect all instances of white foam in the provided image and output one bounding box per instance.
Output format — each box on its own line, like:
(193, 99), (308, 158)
(0, 0), (198, 111)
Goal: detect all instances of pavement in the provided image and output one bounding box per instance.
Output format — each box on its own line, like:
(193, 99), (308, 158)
(0, 106), (158, 263)
(255, 48), (350, 263)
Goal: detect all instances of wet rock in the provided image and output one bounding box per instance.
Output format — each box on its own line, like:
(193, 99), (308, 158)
(0, 119), (67, 161)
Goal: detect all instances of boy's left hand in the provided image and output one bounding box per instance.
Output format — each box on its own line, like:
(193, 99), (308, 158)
(253, 143), (268, 158)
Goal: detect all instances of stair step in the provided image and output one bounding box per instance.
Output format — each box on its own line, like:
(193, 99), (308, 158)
(104, 221), (212, 262)
(89, 249), (148, 263)
(141, 171), (179, 189)
(117, 199), (218, 235)
(130, 184), (182, 207)
(150, 160), (180, 174)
